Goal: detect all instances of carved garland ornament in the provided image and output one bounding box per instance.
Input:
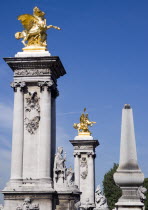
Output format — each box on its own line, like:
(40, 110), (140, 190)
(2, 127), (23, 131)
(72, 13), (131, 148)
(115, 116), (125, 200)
(24, 116), (40, 135)
(24, 92), (40, 134)
(80, 157), (88, 179)
(14, 69), (51, 76)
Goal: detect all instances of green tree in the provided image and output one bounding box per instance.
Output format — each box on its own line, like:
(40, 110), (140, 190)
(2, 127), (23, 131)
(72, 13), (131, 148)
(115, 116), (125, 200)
(102, 163), (122, 210)
(143, 178), (148, 210)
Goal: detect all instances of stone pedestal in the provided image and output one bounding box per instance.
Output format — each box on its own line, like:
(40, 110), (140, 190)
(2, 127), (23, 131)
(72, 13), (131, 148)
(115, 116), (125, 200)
(114, 105), (145, 210)
(70, 138), (99, 207)
(54, 192), (80, 210)
(2, 53), (66, 210)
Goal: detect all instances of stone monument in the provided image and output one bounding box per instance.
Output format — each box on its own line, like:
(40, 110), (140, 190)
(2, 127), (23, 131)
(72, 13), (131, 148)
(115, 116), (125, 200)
(114, 104), (145, 210)
(2, 7), (80, 210)
(70, 109), (99, 209)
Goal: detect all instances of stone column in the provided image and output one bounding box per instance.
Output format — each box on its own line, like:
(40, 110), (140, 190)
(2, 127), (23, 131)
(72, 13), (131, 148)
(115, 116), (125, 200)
(51, 89), (59, 177)
(74, 152), (80, 188)
(87, 152), (95, 204)
(38, 81), (53, 182)
(10, 82), (25, 181)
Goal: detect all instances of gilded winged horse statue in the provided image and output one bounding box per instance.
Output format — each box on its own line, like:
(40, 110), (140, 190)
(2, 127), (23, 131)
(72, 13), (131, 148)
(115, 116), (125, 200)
(73, 108), (96, 135)
(15, 7), (61, 49)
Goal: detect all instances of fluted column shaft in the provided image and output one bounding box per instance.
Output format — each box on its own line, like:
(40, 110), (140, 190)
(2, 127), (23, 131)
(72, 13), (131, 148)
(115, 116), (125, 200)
(39, 85), (52, 181)
(11, 83), (25, 180)
(51, 97), (56, 177)
(88, 152), (95, 204)
(74, 153), (80, 187)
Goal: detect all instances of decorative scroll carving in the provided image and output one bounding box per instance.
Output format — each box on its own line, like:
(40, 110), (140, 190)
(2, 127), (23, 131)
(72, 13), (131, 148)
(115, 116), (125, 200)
(73, 152), (81, 158)
(14, 69), (51, 76)
(80, 157), (88, 179)
(95, 185), (108, 209)
(16, 197), (39, 210)
(11, 82), (26, 91)
(24, 116), (40, 134)
(24, 92), (40, 134)
(38, 81), (54, 91)
(38, 81), (59, 98)
(87, 152), (96, 158)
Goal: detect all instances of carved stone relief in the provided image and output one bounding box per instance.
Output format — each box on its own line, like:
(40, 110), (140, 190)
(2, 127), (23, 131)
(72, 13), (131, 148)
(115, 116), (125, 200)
(14, 69), (51, 76)
(24, 116), (40, 135)
(16, 197), (39, 210)
(24, 92), (40, 134)
(74, 145), (93, 150)
(25, 92), (40, 113)
(80, 157), (88, 179)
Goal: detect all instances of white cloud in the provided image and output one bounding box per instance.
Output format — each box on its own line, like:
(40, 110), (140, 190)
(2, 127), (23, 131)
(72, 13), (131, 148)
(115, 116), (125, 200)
(57, 111), (81, 116)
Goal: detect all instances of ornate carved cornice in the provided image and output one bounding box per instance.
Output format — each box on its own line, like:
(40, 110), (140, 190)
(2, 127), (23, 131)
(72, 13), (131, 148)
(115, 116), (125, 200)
(4, 56), (66, 79)
(11, 82), (26, 92)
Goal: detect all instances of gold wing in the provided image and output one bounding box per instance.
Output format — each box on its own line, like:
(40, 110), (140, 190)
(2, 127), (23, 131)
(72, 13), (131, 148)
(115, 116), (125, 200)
(18, 14), (37, 31)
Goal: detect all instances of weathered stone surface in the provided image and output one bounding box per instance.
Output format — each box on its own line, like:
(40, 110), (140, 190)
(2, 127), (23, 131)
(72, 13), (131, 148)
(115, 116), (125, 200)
(114, 105), (145, 210)
(2, 55), (67, 210)
(70, 139), (99, 208)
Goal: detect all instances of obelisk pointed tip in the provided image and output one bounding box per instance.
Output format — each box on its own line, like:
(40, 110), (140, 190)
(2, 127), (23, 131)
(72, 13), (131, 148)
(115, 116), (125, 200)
(124, 104), (131, 109)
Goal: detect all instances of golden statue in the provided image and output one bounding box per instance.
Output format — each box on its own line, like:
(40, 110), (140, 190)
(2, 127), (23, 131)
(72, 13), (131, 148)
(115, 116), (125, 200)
(15, 7), (61, 51)
(73, 108), (96, 136)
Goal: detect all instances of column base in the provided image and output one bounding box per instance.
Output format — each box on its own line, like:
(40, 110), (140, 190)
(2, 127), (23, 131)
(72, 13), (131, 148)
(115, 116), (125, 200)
(55, 191), (80, 210)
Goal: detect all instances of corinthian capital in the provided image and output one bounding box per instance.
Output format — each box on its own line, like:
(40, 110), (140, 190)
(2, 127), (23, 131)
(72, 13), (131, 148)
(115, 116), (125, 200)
(73, 152), (81, 158)
(38, 81), (54, 91)
(87, 152), (96, 158)
(11, 81), (26, 92)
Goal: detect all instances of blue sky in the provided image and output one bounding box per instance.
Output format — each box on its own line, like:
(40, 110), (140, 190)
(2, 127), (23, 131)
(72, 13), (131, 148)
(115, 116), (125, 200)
(0, 0), (148, 202)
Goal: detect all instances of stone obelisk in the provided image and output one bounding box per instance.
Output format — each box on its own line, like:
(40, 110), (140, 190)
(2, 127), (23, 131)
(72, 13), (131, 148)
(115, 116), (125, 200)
(114, 104), (145, 210)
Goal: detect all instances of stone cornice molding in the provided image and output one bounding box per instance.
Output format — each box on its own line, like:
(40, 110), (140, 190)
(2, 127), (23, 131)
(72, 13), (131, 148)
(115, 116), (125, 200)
(4, 56), (66, 79)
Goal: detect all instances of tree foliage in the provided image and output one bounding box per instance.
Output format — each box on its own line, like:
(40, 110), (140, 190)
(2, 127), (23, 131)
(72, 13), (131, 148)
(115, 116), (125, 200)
(143, 178), (148, 210)
(103, 163), (148, 210)
(102, 163), (122, 210)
